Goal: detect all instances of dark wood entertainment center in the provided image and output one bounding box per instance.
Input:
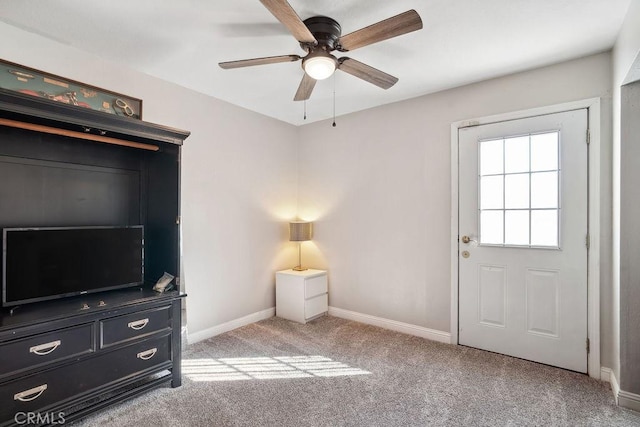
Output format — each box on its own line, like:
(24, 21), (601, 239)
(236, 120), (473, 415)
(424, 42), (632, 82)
(0, 89), (190, 426)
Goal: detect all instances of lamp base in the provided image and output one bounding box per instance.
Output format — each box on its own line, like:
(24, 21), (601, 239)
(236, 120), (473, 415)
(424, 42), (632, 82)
(292, 266), (308, 271)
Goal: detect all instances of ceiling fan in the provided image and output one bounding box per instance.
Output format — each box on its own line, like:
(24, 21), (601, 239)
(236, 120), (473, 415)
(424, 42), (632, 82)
(219, 0), (423, 102)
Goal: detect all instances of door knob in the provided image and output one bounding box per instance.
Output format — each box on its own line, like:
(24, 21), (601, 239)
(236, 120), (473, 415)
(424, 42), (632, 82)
(461, 235), (478, 245)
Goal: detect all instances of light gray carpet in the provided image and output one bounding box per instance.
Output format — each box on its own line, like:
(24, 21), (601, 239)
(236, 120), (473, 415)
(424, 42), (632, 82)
(74, 316), (640, 426)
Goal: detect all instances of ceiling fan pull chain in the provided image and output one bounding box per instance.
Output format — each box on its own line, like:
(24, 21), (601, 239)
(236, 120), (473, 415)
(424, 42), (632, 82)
(332, 74), (337, 128)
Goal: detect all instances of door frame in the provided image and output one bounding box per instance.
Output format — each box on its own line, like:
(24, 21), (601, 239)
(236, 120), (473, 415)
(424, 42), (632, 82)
(450, 98), (601, 378)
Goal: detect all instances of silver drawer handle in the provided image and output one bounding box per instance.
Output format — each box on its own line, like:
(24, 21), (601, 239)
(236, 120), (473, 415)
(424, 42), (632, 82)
(29, 340), (61, 356)
(14, 384), (48, 402)
(137, 348), (157, 360)
(128, 318), (149, 330)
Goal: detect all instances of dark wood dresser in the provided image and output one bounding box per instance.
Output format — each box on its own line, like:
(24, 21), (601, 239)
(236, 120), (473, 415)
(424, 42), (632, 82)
(0, 289), (184, 426)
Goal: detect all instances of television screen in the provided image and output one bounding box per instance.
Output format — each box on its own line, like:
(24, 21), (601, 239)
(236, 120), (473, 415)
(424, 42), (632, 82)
(2, 226), (144, 307)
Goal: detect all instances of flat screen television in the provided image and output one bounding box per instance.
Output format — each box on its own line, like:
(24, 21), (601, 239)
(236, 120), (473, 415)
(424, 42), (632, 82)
(2, 226), (144, 307)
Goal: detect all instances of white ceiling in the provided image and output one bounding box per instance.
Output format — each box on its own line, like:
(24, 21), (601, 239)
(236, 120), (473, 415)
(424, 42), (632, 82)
(0, 0), (631, 125)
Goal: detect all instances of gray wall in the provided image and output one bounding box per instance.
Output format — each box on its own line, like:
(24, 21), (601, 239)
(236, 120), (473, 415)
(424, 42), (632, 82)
(612, 0), (640, 390)
(620, 80), (640, 394)
(298, 52), (614, 368)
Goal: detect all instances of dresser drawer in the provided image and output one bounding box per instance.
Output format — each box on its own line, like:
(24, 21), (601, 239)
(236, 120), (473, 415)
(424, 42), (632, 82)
(305, 293), (328, 320)
(0, 324), (93, 379)
(305, 275), (327, 299)
(0, 334), (171, 420)
(100, 305), (171, 348)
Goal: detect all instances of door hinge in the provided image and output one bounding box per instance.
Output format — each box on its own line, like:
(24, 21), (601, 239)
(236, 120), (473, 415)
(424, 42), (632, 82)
(586, 129), (591, 145)
(586, 338), (590, 354)
(586, 233), (590, 250)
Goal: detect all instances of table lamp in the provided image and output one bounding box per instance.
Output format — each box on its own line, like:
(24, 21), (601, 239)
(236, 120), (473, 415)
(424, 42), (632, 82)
(289, 221), (313, 271)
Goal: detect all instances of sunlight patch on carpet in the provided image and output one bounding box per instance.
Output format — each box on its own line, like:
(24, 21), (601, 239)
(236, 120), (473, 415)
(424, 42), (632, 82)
(182, 355), (371, 382)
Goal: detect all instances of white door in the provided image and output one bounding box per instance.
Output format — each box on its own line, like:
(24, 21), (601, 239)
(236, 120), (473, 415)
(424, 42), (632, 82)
(458, 109), (588, 373)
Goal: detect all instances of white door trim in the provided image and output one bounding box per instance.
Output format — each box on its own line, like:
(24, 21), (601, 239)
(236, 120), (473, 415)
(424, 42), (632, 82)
(450, 98), (601, 378)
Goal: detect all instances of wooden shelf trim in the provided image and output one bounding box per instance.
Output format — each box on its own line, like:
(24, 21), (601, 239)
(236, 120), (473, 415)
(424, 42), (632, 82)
(0, 118), (159, 152)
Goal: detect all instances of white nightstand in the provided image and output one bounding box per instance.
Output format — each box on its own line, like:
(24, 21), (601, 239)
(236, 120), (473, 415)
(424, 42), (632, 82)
(276, 269), (328, 324)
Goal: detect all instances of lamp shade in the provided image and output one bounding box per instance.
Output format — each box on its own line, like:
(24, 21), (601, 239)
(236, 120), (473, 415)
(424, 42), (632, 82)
(289, 221), (313, 242)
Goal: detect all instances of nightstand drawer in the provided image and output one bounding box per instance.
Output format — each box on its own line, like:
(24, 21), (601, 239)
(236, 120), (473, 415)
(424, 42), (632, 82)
(305, 275), (327, 299)
(305, 294), (328, 319)
(0, 324), (93, 378)
(0, 334), (171, 420)
(100, 305), (171, 348)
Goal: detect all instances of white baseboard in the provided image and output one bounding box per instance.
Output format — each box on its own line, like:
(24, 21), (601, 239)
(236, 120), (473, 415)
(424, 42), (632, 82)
(187, 307), (275, 344)
(619, 390), (640, 412)
(603, 367), (640, 412)
(328, 306), (451, 344)
(601, 367), (640, 412)
(601, 366), (621, 405)
(610, 369), (620, 404)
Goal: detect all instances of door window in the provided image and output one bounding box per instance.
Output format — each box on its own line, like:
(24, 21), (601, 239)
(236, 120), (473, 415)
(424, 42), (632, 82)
(478, 131), (560, 248)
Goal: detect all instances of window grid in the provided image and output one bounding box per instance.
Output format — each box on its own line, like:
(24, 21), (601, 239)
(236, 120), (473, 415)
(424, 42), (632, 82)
(480, 169), (559, 177)
(478, 131), (561, 249)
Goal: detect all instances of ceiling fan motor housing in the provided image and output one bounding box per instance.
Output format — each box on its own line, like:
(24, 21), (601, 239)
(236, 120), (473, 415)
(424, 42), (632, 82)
(302, 16), (342, 51)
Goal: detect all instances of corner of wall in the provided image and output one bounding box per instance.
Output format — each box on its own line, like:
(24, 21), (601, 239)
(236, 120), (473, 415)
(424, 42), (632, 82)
(610, 0), (640, 386)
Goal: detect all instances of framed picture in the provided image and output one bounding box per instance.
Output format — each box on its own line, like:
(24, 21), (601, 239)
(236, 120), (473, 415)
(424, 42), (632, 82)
(0, 59), (142, 120)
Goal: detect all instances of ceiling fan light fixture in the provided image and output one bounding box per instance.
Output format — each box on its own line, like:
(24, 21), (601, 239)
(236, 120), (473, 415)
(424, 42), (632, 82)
(303, 50), (337, 80)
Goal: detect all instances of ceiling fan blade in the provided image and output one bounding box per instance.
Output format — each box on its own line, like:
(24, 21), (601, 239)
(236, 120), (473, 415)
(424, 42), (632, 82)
(259, 0), (317, 44)
(338, 58), (398, 89)
(219, 54), (301, 69)
(338, 9), (423, 52)
(294, 73), (317, 101)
